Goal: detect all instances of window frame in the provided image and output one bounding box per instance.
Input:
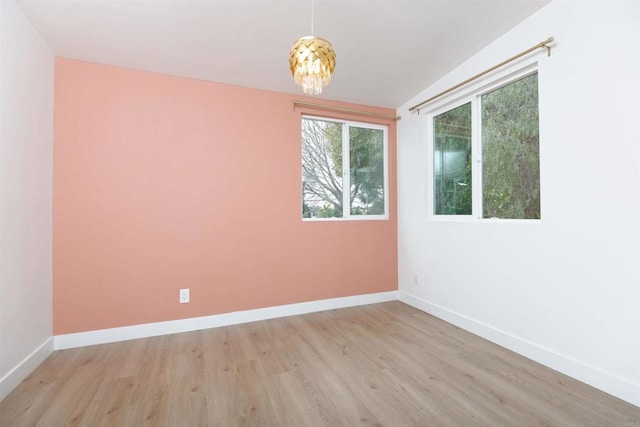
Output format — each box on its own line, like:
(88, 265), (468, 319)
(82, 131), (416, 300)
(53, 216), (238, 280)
(424, 62), (541, 223)
(301, 115), (389, 221)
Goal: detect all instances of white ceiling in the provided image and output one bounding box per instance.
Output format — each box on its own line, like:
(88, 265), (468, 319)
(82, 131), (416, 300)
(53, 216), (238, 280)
(17, 0), (550, 108)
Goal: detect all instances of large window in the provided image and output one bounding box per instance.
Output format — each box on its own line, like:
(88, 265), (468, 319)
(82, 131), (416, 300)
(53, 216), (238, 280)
(302, 116), (388, 220)
(431, 71), (540, 219)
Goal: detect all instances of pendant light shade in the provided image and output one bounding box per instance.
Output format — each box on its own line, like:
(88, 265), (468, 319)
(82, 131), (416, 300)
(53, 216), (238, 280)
(289, 36), (336, 95)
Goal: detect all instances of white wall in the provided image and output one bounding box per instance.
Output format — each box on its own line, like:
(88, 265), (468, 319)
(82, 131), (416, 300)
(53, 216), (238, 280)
(397, 1), (640, 406)
(0, 0), (54, 400)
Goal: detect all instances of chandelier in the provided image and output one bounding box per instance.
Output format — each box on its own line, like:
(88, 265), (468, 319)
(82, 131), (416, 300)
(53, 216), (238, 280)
(288, 1), (336, 95)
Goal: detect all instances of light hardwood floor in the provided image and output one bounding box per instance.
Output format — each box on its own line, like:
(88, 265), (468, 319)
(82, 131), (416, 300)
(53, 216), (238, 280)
(1, 302), (638, 426)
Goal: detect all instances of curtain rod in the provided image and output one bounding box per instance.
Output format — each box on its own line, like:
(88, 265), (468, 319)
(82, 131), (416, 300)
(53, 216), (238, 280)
(409, 36), (555, 113)
(293, 100), (401, 121)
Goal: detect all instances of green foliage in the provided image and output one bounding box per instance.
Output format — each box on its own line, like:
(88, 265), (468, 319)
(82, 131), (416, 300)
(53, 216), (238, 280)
(349, 127), (385, 215)
(482, 73), (540, 219)
(318, 204), (340, 218)
(302, 118), (384, 218)
(324, 123), (343, 176)
(433, 103), (472, 215)
(432, 73), (540, 219)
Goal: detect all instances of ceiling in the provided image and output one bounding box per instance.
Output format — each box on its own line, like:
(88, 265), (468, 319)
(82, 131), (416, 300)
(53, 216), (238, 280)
(17, 0), (550, 109)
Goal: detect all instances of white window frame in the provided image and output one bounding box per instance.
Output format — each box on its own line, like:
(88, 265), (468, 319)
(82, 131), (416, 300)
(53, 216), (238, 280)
(423, 62), (541, 223)
(302, 115), (389, 221)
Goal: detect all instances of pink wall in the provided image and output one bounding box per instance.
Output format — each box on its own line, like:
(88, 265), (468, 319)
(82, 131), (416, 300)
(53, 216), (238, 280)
(53, 58), (397, 335)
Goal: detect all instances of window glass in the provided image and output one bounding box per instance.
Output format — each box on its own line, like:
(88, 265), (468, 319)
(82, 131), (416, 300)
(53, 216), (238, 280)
(302, 117), (388, 220)
(430, 71), (540, 220)
(349, 126), (385, 216)
(302, 118), (343, 218)
(482, 73), (540, 219)
(433, 103), (472, 215)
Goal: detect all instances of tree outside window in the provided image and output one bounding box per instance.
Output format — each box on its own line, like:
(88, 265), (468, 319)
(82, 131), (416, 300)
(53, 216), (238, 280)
(432, 72), (540, 219)
(302, 117), (388, 220)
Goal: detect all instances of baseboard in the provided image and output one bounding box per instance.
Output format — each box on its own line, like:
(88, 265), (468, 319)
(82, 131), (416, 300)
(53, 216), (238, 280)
(49, 289), (640, 407)
(399, 291), (640, 407)
(0, 337), (54, 401)
(55, 291), (398, 350)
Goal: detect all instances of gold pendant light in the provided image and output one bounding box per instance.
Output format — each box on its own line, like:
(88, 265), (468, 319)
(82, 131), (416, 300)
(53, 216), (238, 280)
(289, 0), (336, 95)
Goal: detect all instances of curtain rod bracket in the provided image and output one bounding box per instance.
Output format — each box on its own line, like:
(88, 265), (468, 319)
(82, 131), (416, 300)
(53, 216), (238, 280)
(542, 36), (554, 56)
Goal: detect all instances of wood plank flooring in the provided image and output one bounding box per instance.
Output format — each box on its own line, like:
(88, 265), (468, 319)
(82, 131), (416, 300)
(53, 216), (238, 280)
(1, 302), (638, 426)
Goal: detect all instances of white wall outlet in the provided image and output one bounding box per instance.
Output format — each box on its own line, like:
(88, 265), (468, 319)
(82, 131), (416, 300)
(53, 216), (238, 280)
(179, 288), (190, 303)
(413, 273), (420, 286)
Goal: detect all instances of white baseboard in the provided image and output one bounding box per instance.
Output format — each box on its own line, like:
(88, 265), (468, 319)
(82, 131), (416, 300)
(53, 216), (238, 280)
(399, 291), (640, 407)
(55, 291), (398, 350)
(0, 337), (54, 401)
(47, 289), (640, 408)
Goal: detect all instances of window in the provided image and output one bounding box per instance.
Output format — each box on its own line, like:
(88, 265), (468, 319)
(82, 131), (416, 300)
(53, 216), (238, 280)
(302, 116), (388, 220)
(430, 71), (540, 219)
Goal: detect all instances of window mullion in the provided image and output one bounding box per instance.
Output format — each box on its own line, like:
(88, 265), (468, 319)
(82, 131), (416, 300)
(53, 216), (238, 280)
(472, 97), (483, 219)
(342, 123), (350, 218)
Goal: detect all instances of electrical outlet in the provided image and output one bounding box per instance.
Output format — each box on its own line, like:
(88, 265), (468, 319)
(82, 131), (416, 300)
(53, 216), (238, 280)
(179, 288), (190, 303)
(413, 273), (420, 286)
